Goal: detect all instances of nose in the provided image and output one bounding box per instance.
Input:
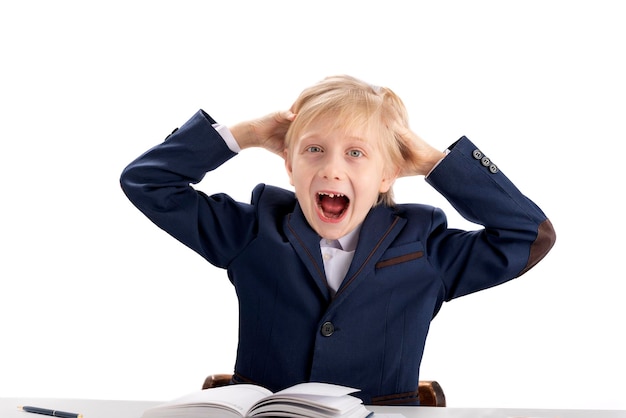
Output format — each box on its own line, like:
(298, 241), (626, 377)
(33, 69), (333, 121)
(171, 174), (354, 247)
(318, 152), (345, 180)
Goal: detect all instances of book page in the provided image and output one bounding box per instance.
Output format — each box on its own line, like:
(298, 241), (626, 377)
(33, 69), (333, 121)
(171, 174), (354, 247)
(142, 384), (272, 418)
(274, 382), (360, 397)
(249, 382), (369, 417)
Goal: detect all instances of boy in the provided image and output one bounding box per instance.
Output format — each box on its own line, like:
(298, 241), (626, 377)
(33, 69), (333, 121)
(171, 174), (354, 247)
(120, 75), (556, 405)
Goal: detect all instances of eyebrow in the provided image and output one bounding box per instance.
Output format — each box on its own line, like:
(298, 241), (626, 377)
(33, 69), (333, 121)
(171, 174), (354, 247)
(299, 132), (369, 142)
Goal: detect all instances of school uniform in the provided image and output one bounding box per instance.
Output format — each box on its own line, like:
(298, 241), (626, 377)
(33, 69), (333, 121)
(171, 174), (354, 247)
(120, 110), (555, 405)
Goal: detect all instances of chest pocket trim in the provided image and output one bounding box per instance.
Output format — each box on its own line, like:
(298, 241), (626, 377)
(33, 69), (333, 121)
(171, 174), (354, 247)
(375, 251), (424, 269)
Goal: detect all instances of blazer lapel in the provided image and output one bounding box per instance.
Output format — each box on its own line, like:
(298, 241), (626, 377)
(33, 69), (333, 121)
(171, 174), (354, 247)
(284, 203), (407, 304)
(334, 205), (406, 300)
(284, 203), (331, 301)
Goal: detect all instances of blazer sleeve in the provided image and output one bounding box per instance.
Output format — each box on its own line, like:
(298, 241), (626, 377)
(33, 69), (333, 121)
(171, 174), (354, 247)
(425, 136), (556, 300)
(119, 110), (257, 268)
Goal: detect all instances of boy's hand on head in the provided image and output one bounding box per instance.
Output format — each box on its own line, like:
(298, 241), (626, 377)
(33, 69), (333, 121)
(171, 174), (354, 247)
(229, 110), (296, 158)
(395, 125), (446, 178)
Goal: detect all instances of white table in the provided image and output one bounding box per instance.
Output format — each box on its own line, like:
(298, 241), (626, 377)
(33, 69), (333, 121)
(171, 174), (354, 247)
(3, 397), (626, 418)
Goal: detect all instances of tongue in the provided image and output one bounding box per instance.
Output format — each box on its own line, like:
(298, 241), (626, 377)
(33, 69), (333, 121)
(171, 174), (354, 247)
(320, 195), (346, 217)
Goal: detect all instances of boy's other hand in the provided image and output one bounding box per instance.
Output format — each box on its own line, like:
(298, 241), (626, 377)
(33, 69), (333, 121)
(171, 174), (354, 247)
(395, 125), (446, 178)
(230, 110), (296, 157)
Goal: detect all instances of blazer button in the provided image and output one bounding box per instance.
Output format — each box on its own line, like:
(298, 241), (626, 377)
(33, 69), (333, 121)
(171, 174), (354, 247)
(321, 321), (335, 337)
(481, 156), (491, 167)
(489, 163), (499, 174)
(472, 149), (483, 160)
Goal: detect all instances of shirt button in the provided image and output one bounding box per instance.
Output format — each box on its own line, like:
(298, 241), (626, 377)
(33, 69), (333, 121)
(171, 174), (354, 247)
(321, 321), (335, 337)
(323, 253), (331, 261)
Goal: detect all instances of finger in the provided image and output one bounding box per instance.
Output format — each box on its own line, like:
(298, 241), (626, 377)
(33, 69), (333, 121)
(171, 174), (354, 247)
(273, 110), (296, 123)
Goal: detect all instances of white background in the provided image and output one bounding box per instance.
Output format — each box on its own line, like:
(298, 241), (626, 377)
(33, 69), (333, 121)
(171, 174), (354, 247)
(1, 0), (625, 410)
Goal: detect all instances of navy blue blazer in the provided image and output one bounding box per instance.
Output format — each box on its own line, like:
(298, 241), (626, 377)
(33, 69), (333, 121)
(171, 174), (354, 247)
(120, 110), (555, 405)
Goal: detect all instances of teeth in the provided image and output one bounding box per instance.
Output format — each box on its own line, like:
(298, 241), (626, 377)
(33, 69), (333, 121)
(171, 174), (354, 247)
(319, 192), (345, 198)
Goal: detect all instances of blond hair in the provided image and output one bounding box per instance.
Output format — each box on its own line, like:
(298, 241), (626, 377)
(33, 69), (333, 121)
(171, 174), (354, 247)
(285, 75), (415, 206)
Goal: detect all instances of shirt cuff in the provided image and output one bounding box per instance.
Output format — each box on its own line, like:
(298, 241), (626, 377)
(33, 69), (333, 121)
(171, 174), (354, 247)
(425, 149), (450, 178)
(212, 123), (241, 153)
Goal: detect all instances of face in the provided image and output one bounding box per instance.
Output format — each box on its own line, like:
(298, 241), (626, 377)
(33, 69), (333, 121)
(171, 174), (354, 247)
(285, 116), (397, 240)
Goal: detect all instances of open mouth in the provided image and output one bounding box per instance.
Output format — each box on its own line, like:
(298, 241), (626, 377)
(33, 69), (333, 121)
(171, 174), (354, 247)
(317, 192), (350, 220)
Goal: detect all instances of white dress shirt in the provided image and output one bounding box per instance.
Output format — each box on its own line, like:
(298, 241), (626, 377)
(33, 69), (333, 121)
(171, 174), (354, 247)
(320, 226), (361, 294)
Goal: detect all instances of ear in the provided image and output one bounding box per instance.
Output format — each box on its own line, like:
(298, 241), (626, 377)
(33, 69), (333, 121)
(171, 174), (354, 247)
(379, 166), (400, 193)
(284, 149), (295, 186)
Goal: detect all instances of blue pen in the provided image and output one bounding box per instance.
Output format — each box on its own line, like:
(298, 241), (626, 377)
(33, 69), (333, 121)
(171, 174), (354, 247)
(19, 406), (83, 418)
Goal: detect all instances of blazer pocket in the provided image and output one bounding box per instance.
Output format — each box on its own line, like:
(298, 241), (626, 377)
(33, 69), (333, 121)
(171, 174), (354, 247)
(376, 242), (424, 269)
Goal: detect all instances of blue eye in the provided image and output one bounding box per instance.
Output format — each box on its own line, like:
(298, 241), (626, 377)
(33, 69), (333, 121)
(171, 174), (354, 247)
(307, 146), (322, 153)
(348, 149), (363, 157)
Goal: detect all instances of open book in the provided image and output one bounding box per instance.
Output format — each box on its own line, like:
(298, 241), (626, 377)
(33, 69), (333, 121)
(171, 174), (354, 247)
(141, 382), (373, 418)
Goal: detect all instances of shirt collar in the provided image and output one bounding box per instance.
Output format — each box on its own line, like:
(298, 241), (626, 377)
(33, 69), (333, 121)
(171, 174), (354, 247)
(320, 224), (361, 252)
